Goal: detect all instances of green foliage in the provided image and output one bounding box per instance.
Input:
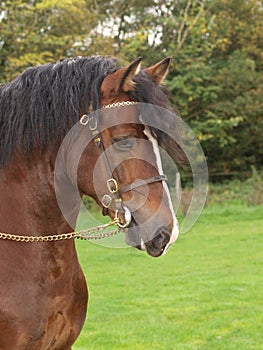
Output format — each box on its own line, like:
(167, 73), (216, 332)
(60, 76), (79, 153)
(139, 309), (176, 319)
(1, 0), (262, 175)
(241, 167), (263, 207)
(206, 168), (263, 206)
(163, 0), (263, 174)
(0, 0), (97, 80)
(176, 169), (263, 218)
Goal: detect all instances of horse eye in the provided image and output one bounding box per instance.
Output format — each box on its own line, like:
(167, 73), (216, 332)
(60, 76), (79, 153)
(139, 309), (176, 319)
(113, 137), (134, 150)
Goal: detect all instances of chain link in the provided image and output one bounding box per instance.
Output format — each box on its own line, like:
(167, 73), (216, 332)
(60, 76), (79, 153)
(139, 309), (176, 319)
(103, 101), (138, 109)
(0, 218), (122, 243)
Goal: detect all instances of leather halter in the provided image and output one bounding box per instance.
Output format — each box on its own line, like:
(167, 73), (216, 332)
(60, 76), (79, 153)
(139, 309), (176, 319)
(80, 101), (167, 228)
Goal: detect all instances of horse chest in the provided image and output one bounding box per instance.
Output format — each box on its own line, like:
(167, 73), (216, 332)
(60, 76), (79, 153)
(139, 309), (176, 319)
(0, 244), (88, 350)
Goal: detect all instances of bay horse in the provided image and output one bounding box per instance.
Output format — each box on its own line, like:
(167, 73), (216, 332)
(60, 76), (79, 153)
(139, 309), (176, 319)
(0, 56), (181, 349)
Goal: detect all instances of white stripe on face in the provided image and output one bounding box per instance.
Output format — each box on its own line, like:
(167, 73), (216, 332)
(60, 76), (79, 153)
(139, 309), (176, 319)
(143, 126), (179, 255)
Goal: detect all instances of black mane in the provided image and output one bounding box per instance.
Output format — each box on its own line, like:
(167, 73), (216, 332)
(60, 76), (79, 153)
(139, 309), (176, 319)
(0, 56), (177, 168)
(0, 56), (116, 167)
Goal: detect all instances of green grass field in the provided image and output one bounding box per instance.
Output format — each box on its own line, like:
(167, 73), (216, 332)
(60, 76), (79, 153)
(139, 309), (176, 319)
(73, 204), (263, 350)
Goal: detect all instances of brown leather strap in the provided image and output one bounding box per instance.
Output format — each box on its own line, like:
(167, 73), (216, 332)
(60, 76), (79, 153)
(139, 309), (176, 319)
(118, 175), (167, 195)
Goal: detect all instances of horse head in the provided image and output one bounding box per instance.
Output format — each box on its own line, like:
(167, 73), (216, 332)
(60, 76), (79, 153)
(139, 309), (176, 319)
(73, 58), (179, 257)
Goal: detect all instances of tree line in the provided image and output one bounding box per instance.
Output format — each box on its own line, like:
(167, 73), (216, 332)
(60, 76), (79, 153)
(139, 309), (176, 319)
(1, 0), (262, 177)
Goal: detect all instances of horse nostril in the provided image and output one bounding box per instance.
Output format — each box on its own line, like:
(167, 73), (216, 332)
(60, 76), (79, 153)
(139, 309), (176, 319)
(152, 227), (170, 250)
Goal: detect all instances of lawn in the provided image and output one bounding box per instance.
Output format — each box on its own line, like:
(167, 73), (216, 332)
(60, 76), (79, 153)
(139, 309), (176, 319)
(73, 203), (263, 350)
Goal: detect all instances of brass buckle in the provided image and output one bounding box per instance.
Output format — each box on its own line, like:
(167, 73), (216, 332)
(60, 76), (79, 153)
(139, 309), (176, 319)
(89, 116), (97, 131)
(80, 114), (89, 125)
(107, 178), (119, 194)
(101, 194), (112, 208)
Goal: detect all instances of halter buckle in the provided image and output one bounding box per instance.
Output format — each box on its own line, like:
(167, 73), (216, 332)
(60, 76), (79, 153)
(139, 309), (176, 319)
(107, 178), (119, 194)
(80, 114), (89, 125)
(101, 194), (112, 208)
(114, 206), (132, 229)
(89, 116), (98, 131)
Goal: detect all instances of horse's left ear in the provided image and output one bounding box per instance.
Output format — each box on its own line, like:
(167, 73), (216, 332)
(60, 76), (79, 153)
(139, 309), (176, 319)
(119, 57), (142, 92)
(101, 57), (142, 97)
(145, 57), (171, 85)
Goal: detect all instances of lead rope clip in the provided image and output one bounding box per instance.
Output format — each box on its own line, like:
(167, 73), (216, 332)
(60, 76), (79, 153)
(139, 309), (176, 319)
(114, 206), (132, 229)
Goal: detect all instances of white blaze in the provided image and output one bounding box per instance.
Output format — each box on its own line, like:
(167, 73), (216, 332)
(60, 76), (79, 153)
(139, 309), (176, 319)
(143, 126), (179, 255)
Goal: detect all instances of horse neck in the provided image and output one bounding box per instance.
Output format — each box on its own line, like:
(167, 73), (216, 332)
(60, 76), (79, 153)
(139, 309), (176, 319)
(0, 149), (81, 237)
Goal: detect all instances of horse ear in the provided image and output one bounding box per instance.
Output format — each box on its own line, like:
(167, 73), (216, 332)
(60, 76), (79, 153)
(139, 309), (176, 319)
(119, 57), (142, 92)
(101, 57), (142, 97)
(145, 57), (171, 85)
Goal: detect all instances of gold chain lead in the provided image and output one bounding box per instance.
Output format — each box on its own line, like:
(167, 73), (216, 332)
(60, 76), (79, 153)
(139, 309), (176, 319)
(0, 218), (121, 243)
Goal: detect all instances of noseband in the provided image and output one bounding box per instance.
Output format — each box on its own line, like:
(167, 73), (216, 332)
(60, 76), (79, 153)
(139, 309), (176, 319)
(80, 101), (167, 228)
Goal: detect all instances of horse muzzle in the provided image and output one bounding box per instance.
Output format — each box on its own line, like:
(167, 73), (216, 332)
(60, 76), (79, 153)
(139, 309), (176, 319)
(143, 226), (171, 257)
(125, 217), (178, 257)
